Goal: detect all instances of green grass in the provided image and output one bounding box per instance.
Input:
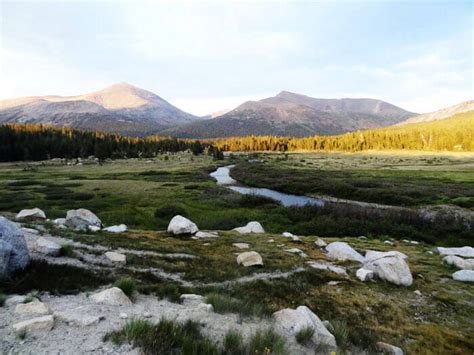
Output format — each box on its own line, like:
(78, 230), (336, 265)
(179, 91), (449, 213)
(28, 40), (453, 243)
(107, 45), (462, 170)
(248, 329), (287, 355)
(16, 328), (27, 340)
(114, 277), (137, 298)
(223, 330), (244, 354)
(295, 326), (314, 345)
(205, 292), (267, 318)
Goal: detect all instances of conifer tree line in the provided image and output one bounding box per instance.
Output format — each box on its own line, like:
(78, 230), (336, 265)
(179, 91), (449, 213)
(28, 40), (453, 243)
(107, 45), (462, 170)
(209, 112), (473, 153)
(0, 124), (210, 162)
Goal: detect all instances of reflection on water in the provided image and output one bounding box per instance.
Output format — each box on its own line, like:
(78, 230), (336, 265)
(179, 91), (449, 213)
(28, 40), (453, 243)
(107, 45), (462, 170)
(210, 165), (324, 207)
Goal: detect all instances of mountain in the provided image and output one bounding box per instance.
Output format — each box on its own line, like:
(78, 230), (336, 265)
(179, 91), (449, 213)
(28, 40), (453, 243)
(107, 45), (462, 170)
(397, 100), (474, 125)
(0, 83), (200, 135)
(160, 91), (415, 138)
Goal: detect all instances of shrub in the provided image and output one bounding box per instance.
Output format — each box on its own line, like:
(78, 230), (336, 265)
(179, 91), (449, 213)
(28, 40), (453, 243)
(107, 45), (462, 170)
(114, 278), (137, 298)
(224, 330), (244, 354)
(16, 328), (27, 340)
(0, 293), (6, 307)
(205, 293), (266, 318)
(60, 244), (76, 258)
(248, 329), (287, 355)
(154, 205), (187, 219)
(295, 326), (315, 345)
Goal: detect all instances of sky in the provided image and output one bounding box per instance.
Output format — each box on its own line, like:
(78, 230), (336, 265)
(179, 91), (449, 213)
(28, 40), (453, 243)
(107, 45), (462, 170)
(0, 0), (472, 116)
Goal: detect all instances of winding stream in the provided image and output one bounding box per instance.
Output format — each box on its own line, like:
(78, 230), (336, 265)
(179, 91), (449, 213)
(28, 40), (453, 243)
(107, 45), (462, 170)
(210, 166), (324, 207)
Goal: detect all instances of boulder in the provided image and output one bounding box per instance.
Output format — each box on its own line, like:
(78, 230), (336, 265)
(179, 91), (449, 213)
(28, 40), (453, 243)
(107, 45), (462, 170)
(273, 306), (336, 349)
(314, 238), (327, 248)
(15, 299), (49, 315)
(53, 218), (66, 225)
(103, 224), (128, 233)
(55, 309), (102, 327)
(443, 255), (474, 270)
(0, 216), (30, 278)
(364, 255), (413, 286)
(452, 270), (474, 282)
(376, 341), (404, 355)
(236, 251), (263, 267)
(232, 221), (265, 234)
(325, 242), (365, 263)
(282, 232), (300, 242)
(35, 237), (61, 257)
(89, 287), (132, 305)
(15, 208), (46, 221)
(105, 251), (126, 264)
(437, 246), (474, 258)
(22, 227), (39, 235)
(285, 248), (308, 258)
(233, 243), (250, 249)
(13, 315), (54, 332)
(365, 250), (408, 262)
(195, 231), (219, 238)
(65, 209), (102, 229)
(5, 295), (28, 306)
(356, 268), (375, 282)
(167, 215), (198, 235)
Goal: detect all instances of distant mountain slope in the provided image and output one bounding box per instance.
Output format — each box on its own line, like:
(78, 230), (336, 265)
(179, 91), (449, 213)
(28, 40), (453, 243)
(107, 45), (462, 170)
(160, 91), (415, 138)
(398, 100), (474, 125)
(0, 83), (200, 135)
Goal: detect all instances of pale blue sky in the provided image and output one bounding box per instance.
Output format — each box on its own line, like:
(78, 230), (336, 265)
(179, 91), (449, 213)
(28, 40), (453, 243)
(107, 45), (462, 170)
(0, 0), (472, 115)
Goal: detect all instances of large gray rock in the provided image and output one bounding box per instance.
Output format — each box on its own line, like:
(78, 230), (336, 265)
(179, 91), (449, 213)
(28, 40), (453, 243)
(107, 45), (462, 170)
(0, 216), (30, 278)
(325, 242), (365, 263)
(437, 246), (474, 258)
(105, 251), (126, 264)
(364, 255), (413, 286)
(376, 341), (404, 355)
(365, 250), (408, 262)
(167, 215), (198, 235)
(443, 255), (474, 270)
(452, 269), (474, 282)
(273, 306), (336, 349)
(12, 315), (54, 332)
(15, 299), (49, 315)
(65, 209), (102, 229)
(16, 208), (46, 221)
(236, 251), (263, 267)
(89, 287), (132, 305)
(233, 221), (265, 234)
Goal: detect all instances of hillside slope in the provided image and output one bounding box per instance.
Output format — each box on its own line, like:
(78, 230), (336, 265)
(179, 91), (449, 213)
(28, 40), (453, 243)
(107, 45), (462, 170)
(399, 100), (474, 125)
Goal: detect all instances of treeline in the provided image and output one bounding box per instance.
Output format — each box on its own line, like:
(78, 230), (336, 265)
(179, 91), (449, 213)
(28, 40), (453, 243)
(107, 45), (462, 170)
(0, 124), (212, 162)
(210, 112), (474, 152)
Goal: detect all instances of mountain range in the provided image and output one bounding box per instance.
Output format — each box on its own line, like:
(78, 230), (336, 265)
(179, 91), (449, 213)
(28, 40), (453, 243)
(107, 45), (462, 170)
(0, 83), (200, 136)
(0, 83), (471, 138)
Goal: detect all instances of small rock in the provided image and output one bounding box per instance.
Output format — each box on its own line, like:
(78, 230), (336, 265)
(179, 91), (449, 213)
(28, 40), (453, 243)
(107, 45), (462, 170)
(384, 240), (395, 246)
(105, 251), (126, 264)
(414, 290), (422, 296)
(53, 218), (66, 225)
(180, 294), (205, 306)
(65, 209), (102, 229)
(55, 309), (102, 326)
(12, 315), (54, 332)
(356, 268), (374, 282)
(195, 231), (219, 238)
(410, 241), (419, 245)
(233, 243), (249, 249)
(167, 215), (198, 235)
(232, 221), (265, 234)
(307, 261), (347, 275)
(236, 251), (263, 267)
(16, 208), (46, 221)
(120, 312), (128, 319)
(325, 242), (365, 263)
(268, 239), (274, 243)
(314, 238), (327, 248)
(143, 312), (152, 318)
(364, 255), (413, 286)
(21, 227), (39, 235)
(198, 303), (214, 312)
(285, 248), (308, 258)
(452, 269), (474, 282)
(376, 341), (404, 355)
(88, 225), (101, 232)
(358, 236), (367, 240)
(90, 287), (132, 305)
(282, 232), (300, 242)
(15, 299), (49, 315)
(103, 224), (128, 233)
(443, 255), (474, 270)
(35, 237), (61, 257)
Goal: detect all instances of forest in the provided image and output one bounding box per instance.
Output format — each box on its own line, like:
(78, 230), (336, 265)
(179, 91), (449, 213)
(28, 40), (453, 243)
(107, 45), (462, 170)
(209, 112), (474, 152)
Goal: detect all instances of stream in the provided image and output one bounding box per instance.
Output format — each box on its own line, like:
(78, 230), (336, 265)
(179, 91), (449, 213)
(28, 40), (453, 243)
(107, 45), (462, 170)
(209, 166), (324, 207)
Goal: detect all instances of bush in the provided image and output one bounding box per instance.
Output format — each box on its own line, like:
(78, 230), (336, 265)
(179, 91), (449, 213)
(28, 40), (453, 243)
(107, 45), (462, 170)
(0, 293), (6, 307)
(154, 205), (187, 219)
(295, 326), (314, 345)
(224, 330), (244, 354)
(60, 244), (76, 258)
(205, 293), (266, 318)
(114, 278), (137, 298)
(248, 329), (287, 355)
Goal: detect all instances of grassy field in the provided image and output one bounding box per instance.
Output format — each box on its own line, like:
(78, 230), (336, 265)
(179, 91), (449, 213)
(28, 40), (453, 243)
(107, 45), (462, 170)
(1, 152), (473, 353)
(0, 151), (472, 245)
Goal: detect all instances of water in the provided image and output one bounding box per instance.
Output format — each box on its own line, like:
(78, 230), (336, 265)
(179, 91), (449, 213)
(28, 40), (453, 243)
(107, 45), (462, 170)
(210, 166), (324, 207)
